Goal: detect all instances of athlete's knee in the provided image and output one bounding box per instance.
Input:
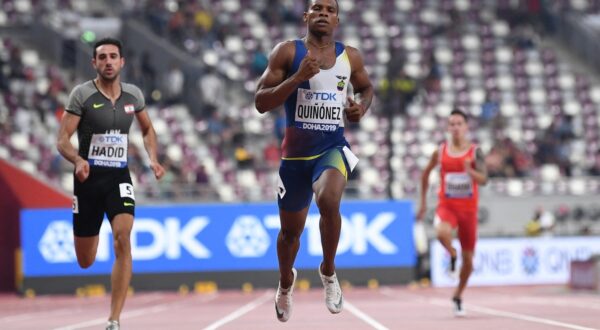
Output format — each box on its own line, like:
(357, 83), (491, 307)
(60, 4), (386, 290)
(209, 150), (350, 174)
(315, 194), (340, 218)
(112, 231), (132, 257)
(279, 228), (301, 244)
(77, 254), (96, 269)
(461, 252), (474, 268)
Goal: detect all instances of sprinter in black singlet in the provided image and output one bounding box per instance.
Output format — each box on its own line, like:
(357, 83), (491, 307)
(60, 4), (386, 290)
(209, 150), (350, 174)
(56, 38), (164, 330)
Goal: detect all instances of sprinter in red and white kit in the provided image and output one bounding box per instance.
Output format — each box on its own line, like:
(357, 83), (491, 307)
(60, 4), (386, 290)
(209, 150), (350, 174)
(417, 108), (488, 317)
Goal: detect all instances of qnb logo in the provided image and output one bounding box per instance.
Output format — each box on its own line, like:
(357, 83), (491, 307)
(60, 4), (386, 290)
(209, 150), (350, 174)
(38, 221), (76, 263)
(226, 216), (270, 257)
(522, 246), (539, 275)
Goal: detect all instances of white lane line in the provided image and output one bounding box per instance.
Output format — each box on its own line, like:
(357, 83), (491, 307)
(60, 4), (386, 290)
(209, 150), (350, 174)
(202, 290), (273, 330)
(466, 304), (599, 330)
(380, 287), (598, 330)
(345, 300), (390, 330)
(53, 293), (218, 330)
(2, 293), (166, 323)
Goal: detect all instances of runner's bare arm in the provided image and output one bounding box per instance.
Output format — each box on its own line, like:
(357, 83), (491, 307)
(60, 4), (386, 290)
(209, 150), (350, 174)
(466, 147), (488, 185)
(136, 110), (165, 180)
(255, 41), (320, 113)
(417, 150), (439, 220)
(345, 46), (373, 122)
(56, 112), (82, 165)
(57, 112), (89, 182)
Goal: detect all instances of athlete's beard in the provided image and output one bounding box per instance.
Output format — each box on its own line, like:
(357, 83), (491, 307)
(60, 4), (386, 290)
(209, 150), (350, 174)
(97, 68), (120, 82)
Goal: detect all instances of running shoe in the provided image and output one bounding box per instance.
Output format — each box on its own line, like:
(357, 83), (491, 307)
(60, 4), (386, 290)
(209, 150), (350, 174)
(453, 296), (466, 317)
(275, 268), (297, 322)
(318, 263), (343, 314)
(105, 320), (119, 330)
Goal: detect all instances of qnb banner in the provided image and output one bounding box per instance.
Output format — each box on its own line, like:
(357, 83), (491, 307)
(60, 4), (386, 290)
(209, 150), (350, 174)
(431, 237), (600, 287)
(21, 201), (415, 277)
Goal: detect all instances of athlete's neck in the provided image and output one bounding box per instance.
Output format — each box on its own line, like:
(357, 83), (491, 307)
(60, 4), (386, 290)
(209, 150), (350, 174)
(450, 137), (470, 150)
(94, 77), (121, 100)
(304, 35), (334, 49)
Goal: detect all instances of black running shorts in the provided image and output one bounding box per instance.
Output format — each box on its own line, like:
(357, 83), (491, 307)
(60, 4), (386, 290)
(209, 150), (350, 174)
(72, 167), (135, 237)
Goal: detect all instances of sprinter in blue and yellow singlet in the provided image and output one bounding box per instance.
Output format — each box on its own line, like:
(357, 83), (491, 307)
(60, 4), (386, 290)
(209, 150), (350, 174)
(255, 0), (373, 322)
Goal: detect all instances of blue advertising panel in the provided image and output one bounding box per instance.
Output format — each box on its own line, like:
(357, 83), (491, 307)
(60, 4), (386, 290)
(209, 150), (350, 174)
(21, 201), (415, 277)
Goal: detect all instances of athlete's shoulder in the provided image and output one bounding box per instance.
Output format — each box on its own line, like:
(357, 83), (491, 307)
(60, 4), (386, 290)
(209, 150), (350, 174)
(121, 82), (143, 99)
(121, 82), (146, 111)
(270, 40), (297, 58)
(70, 80), (97, 101)
(343, 44), (362, 57)
(343, 45), (365, 70)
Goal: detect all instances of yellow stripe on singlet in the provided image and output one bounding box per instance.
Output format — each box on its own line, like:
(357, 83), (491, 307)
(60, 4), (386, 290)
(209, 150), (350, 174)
(281, 152), (324, 161)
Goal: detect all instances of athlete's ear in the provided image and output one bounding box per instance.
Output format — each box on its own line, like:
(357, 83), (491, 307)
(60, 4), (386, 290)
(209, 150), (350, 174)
(303, 12), (308, 23)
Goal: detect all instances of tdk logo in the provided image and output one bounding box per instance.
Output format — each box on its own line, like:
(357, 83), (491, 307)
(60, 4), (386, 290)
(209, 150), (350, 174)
(102, 136), (124, 143)
(306, 92), (337, 101)
(226, 216), (270, 257)
(38, 221), (76, 263)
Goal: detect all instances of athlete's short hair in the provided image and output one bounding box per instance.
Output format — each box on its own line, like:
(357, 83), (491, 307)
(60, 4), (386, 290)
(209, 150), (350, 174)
(306, 0), (339, 14)
(93, 38), (123, 59)
(450, 108), (468, 122)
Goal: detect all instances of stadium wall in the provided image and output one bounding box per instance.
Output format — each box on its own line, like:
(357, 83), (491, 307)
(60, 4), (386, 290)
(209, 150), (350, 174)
(0, 160), (70, 292)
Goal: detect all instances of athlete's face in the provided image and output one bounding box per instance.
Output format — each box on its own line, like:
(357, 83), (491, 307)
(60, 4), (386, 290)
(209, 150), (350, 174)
(92, 44), (124, 82)
(448, 114), (468, 140)
(304, 0), (339, 35)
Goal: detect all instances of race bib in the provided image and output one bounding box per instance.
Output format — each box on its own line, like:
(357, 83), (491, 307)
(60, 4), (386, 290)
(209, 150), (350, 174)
(444, 172), (473, 198)
(88, 133), (128, 168)
(295, 88), (344, 132)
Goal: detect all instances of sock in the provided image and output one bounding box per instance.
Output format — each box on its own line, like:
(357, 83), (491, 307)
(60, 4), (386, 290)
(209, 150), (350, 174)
(450, 255), (457, 272)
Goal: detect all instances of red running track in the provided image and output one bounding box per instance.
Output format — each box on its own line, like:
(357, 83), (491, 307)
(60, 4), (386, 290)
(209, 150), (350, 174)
(1, 285), (599, 329)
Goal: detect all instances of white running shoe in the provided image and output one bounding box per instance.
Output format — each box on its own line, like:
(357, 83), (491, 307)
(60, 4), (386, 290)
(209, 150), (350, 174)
(318, 263), (343, 314)
(105, 320), (120, 330)
(275, 268), (297, 322)
(453, 297), (466, 317)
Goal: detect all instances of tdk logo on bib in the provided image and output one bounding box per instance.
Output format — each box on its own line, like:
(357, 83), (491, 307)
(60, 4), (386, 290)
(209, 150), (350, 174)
(99, 135), (125, 143)
(304, 91), (337, 101)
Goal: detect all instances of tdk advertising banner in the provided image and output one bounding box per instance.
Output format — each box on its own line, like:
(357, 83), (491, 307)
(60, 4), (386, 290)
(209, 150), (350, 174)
(21, 201), (415, 277)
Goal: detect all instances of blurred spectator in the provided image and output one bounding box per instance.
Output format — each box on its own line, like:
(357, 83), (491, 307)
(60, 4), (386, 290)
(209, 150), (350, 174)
(535, 115), (574, 176)
(233, 137), (255, 170)
(141, 52), (157, 102)
(525, 209), (542, 236)
(263, 138), (281, 170)
(251, 47), (269, 77)
(162, 62), (184, 105)
(526, 207), (555, 237)
(588, 149), (600, 176)
(422, 53), (442, 94)
(480, 92), (500, 126)
(485, 138), (532, 178)
(198, 66), (225, 118)
(379, 68), (417, 116)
